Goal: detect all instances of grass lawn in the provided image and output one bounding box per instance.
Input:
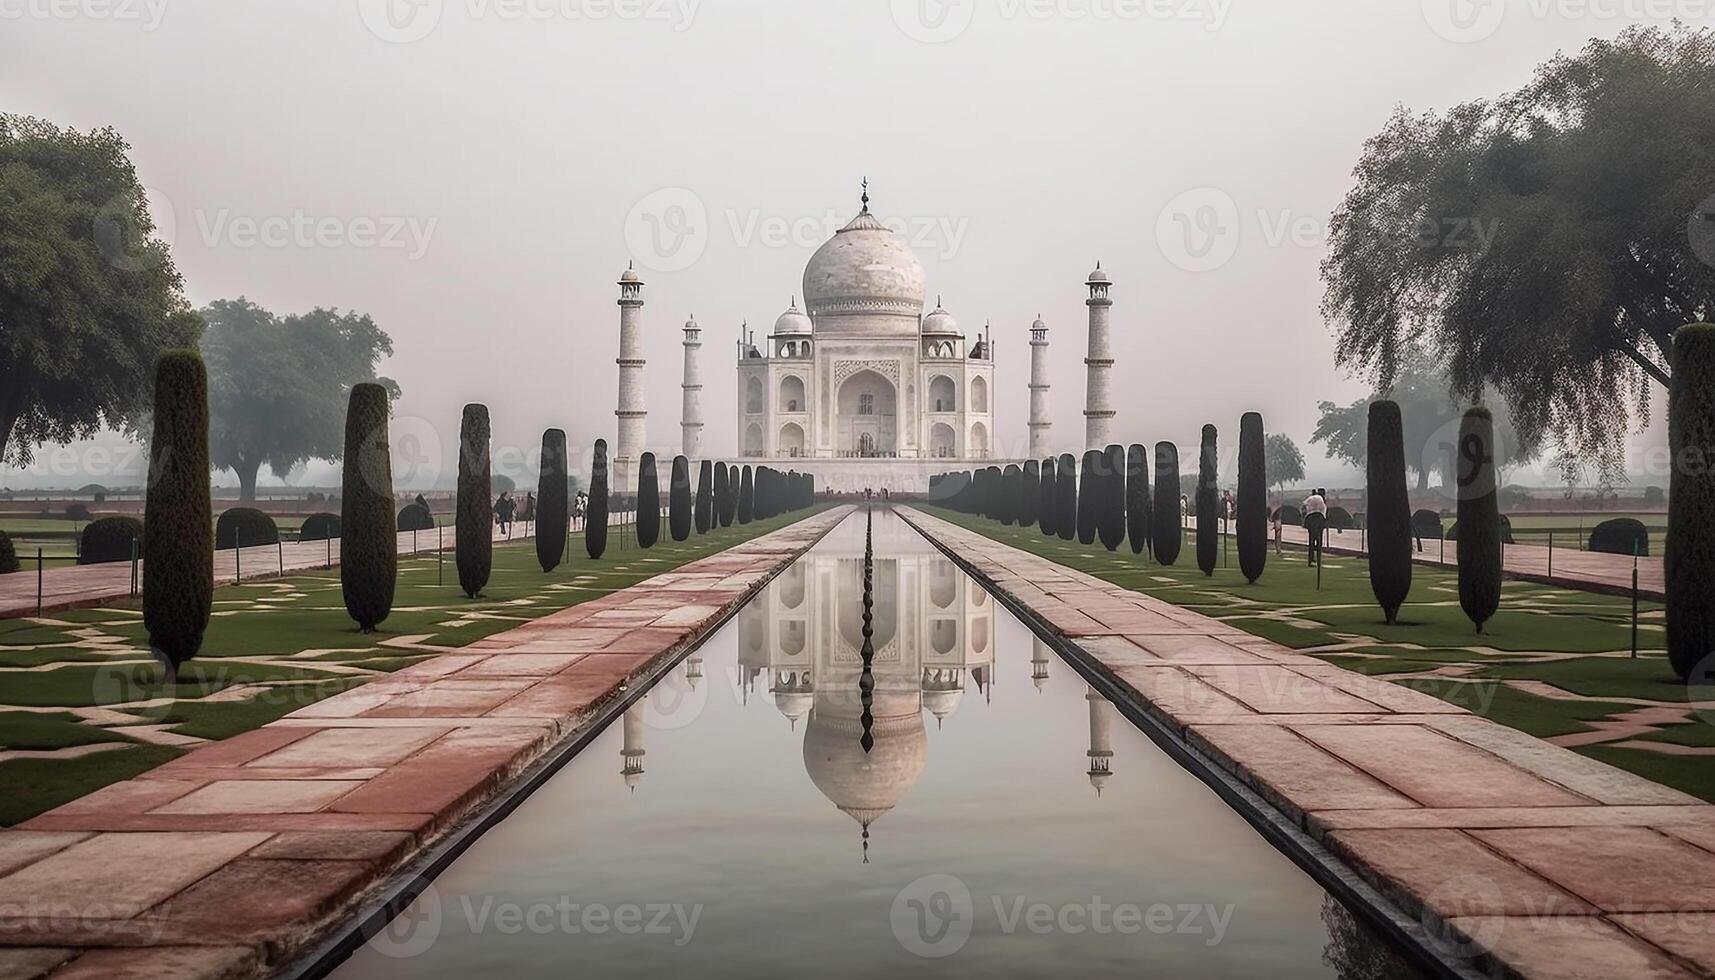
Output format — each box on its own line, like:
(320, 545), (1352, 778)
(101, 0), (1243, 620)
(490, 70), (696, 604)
(921, 507), (1715, 801)
(0, 506), (827, 825)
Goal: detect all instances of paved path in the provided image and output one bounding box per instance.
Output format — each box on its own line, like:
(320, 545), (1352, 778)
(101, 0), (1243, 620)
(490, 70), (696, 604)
(0, 507), (849, 980)
(900, 506), (1715, 980)
(0, 522), (545, 620)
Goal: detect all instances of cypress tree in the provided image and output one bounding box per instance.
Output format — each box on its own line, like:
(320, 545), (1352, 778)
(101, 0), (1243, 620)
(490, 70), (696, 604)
(715, 463), (733, 527)
(586, 439), (609, 559)
(738, 465), (754, 523)
(1056, 453), (1077, 541)
(637, 452), (661, 548)
(805, 473), (816, 506)
(1039, 458), (1057, 537)
(1099, 445), (1126, 551)
(670, 455), (692, 541)
(1126, 443), (1150, 556)
(1077, 450), (1100, 545)
(695, 460), (713, 534)
(1457, 407), (1501, 633)
(998, 465), (1021, 526)
(1669, 323), (1715, 680)
(1367, 401), (1412, 623)
(1019, 459), (1040, 529)
(536, 428), (569, 572)
(143, 350), (212, 682)
(1196, 426), (1219, 576)
(1237, 413), (1267, 584)
(456, 403), (492, 598)
(340, 385), (396, 629)
(1153, 442), (1182, 566)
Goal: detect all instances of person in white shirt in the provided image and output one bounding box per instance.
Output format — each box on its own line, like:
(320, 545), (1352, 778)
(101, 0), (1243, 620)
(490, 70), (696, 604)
(1303, 488), (1329, 564)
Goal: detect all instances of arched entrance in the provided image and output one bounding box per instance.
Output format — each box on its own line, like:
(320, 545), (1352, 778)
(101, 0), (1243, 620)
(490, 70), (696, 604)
(779, 422), (805, 457)
(930, 422), (956, 458)
(780, 375), (805, 413)
(837, 369), (897, 457)
(744, 422), (764, 457)
(969, 421), (989, 458)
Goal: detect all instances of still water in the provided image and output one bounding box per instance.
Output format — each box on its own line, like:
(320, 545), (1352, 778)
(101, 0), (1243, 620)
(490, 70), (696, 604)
(333, 509), (1423, 979)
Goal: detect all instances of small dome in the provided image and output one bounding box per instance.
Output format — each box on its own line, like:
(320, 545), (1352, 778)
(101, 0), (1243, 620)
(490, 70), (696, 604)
(1086, 263), (1109, 284)
(619, 263), (642, 284)
(774, 690), (813, 725)
(922, 688), (963, 721)
(1032, 314), (1047, 330)
(773, 297), (812, 335)
(921, 298), (959, 336)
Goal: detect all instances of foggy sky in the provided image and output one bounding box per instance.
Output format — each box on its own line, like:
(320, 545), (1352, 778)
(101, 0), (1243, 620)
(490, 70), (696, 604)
(0, 0), (1686, 490)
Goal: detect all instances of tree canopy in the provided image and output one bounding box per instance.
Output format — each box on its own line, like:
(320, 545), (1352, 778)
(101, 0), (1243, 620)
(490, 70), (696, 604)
(0, 115), (202, 464)
(1263, 433), (1305, 490)
(201, 298), (397, 500)
(1321, 25), (1715, 474)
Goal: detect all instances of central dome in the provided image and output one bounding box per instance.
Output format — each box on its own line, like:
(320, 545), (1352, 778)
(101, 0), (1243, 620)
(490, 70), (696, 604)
(801, 207), (926, 320)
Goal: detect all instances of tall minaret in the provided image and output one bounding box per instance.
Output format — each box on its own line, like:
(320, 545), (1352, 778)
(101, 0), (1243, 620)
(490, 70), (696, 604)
(1086, 686), (1114, 796)
(1083, 263), (1115, 450)
(1031, 637), (1051, 691)
(614, 263), (646, 492)
(680, 315), (704, 460)
(1028, 315), (1052, 458)
(620, 703), (646, 792)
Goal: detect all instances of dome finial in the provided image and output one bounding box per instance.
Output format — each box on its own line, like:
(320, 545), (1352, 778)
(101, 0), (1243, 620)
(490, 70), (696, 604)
(860, 177), (870, 214)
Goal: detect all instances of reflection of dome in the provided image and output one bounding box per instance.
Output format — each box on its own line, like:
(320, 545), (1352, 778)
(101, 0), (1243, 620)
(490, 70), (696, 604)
(921, 298), (959, 336)
(774, 691), (813, 727)
(803, 712), (927, 828)
(773, 297), (812, 335)
(802, 205), (926, 320)
(922, 688), (963, 723)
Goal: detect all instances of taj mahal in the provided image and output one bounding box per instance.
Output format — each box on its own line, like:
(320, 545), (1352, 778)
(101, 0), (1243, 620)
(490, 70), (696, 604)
(610, 182), (1118, 493)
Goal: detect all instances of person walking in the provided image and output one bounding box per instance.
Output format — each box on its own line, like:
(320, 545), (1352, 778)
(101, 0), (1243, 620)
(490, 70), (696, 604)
(1303, 487), (1328, 565)
(495, 491), (516, 536)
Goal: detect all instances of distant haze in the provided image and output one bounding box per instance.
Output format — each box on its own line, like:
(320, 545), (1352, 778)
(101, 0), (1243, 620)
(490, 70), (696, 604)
(0, 1), (1683, 492)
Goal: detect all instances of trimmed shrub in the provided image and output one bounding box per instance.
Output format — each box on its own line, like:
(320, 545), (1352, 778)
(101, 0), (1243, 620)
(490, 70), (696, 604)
(397, 502), (434, 531)
(695, 460), (713, 534)
(1056, 454), (1077, 541)
(1237, 413), (1266, 584)
(456, 403), (493, 598)
(1100, 445), (1126, 552)
(143, 350), (212, 681)
(1275, 504), (1302, 526)
(1195, 427), (1218, 575)
(1412, 509), (1444, 542)
(998, 465), (1021, 526)
(1127, 444), (1150, 556)
(0, 531), (15, 574)
(586, 439), (609, 559)
(1152, 442), (1182, 566)
(738, 466), (754, 524)
(1446, 515), (1514, 544)
(79, 516), (143, 565)
(1669, 323), (1715, 680)
(65, 502), (92, 521)
(716, 462), (734, 527)
(340, 383), (396, 631)
(1039, 458), (1057, 537)
(669, 455), (692, 542)
(537, 429), (569, 572)
(1589, 518), (1649, 557)
(1019, 459), (1039, 529)
(1077, 450), (1099, 545)
(215, 507), (279, 550)
(1456, 407), (1501, 633)
(1327, 507), (1356, 531)
(300, 512), (342, 542)
(637, 453), (661, 548)
(1366, 400), (1412, 624)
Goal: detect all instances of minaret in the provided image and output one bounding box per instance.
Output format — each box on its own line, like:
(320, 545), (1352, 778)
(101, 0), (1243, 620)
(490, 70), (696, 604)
(614, 263), (647, 493)
(620, 703), (646, 792)
(1086, 686), (1114, 795)
(680, 315), (704, 460)
(1083, 263), (1115, 450)
(1028, 315), (1052, 458)
(1031, 637), (1051, 691)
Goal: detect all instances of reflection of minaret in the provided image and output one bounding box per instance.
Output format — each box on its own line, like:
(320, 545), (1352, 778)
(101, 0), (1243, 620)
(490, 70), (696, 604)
(685, 651), (704, 691)
(620, 703), (646, 792)
(1029, 315), (1052, 458)
(1031, 638), (1051, 691)
(681, 316), (704, 459)
(1083, 263), (1115, 450)
(1086, 687), (1114, 796)
(615, 264), (647, 494)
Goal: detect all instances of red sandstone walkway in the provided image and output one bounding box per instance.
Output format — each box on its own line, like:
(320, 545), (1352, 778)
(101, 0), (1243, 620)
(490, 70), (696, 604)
(0, 507), (849, 980)
(900, 506), (1715, 980)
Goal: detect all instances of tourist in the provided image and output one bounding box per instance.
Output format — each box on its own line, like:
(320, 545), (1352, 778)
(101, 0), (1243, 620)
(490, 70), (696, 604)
(495, 491), (516, 535)
(1303, 487), (1328, 564)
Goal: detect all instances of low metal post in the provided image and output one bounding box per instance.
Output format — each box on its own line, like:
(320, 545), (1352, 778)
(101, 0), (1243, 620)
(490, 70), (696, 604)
(130, 539), (140, 596)
(438, 524), (444, 586)
(36, 548), (44, 616)
(234, 531), (241, 583)
(1631, 543), (1640, 659)
(1548, 532), (1553, 578)
(413, 528), (418, 556)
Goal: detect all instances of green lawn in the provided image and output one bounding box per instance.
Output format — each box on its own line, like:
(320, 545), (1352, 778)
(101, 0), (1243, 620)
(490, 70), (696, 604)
(0, 507), (826, 825)
(923, 507), (1715, 801)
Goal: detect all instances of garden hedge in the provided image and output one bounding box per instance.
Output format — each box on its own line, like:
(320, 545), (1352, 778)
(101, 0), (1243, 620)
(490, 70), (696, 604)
(716, 462), (734, 527)
(1275, 504), (1302, 527)
(537, 428), (569, 572)
(1039, 458), (1057, 537)
(738, 465), (754, 524)
(78, 516), (143, 565)
(1327, 507), (1356, 531)
(299, 512), (342, 542)
(1152, 442), (1181, 566)
(997, 465), (1020, 526)
(670, 455), (692, 541)
(695, 460), (713, 534)
(1669, 323), (1715, 680)
(1126, 443), (1150, 556)
(143, 350), (213, 680)
(1077, 450), (1099, 545)
(397, 502), (434, 532)
(1456, 407), (1501, 633)
(1195, 427), (1218, 575)
(1019, 459), (1039, 529)
(1099, 444), (1126, 552)
(586, 439), (609, 559)
(1412, 509), (1445, 542)
(1588, 518), (1649, 557)
(215, 507), (279, 550)
(1446, 515), (1513, 544)
(340, 382), (396, 631)
(1056, 454), (1077, 541)
(456, 403), (493, 598)
(1237, 413), (1266, 584)
(1366, 400), (1412, 624)
(0, 530), (16, 574)
(637, 453), (661, 548)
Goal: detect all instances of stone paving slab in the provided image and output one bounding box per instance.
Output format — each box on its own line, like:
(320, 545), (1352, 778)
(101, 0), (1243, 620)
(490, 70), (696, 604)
(0, 507), (850, 978)
(897, 506), (1715, 980)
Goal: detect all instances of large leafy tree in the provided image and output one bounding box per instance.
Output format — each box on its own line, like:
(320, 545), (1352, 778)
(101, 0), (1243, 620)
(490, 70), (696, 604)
(1263, 433), (1305, 491)
(1322, 25), (1715, 474)
(201, 298), (397, 500)
(0, 115), (202, 464)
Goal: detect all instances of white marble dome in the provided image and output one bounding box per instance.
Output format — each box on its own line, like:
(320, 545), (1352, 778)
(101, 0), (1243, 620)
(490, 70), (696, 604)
(802, 209), (926, 320)
(802, 710), (927, 828)
(773, 297), (812, 335)
(921, 298), (959, 335)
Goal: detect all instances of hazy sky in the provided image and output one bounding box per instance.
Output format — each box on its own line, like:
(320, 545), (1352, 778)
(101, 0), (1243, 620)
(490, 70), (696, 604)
(0, 0), (1690, 489)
